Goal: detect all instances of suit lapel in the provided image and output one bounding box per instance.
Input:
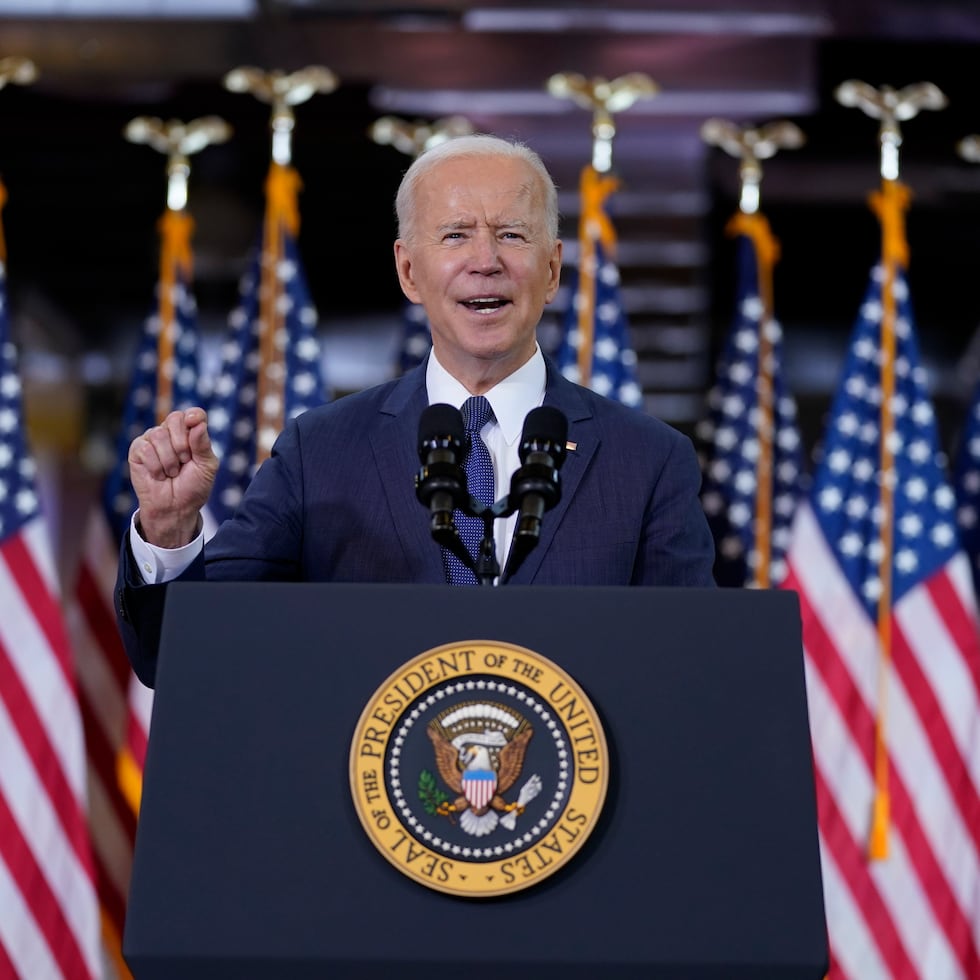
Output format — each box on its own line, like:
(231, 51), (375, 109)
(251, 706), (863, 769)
(506, 364), (599, 584)
(370, 366), (448, 584)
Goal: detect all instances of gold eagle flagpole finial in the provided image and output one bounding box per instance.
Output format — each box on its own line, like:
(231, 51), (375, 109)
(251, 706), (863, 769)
(223, 65), (338, 166)
(0, 55), (37, 91)
(546, 71), (657, 173)
(956, 133), (980, 165)
(369, 115), (474, 159)
(700, 118), (804, 215)
(835, 79), (946, 862)
(124, 116), (232, 212)
(835, 80), (947, 181)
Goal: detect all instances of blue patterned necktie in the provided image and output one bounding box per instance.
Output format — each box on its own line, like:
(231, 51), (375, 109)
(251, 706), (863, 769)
(444, 395), (496, 585)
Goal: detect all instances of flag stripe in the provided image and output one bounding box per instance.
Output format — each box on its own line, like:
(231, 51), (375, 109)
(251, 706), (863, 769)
(802, 622), (965, 979)
(68, 549), (136, 945)
(0, 854), (63, 980)
(789, 537), (980, 972)
(812, 766), (919, 978)
(3, 532), (77, 686)
(817, 843), (890, 979)
(791, 568), (932, 977)
(0, 793), (90, 980)
(921, 565), (980, 706)
(75, 560), (133, 693)
(84, 772), (130, 933)
(0, 640), (93, 876)
(0, 697), (97, 980)
(892, 615), (980, 850)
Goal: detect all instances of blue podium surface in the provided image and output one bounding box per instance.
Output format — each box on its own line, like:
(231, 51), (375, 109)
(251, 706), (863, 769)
(124, 583), (827, 979)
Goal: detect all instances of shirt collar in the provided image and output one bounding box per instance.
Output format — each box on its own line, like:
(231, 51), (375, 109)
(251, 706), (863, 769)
(426, 347), (546, 446)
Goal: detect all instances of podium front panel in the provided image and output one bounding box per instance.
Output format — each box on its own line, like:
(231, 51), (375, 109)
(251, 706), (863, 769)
(124, 583), (827, 979)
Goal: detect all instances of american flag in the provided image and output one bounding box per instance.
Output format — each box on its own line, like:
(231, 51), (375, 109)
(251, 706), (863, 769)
(397, 301), (431, 374)
(556, 165), (642, 408)
(207, 162), (326, 524)
(782, 194), (980, 977)
(952, 377), (980, 597)
(65, 208), (205, 976)
(697, 213), (803, 587)
(0, 184), (101, 978)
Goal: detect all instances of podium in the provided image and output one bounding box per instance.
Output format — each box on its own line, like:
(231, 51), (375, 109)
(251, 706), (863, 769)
(123, 583), (828, 979)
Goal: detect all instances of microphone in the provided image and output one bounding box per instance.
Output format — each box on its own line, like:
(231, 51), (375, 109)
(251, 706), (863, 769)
(505, 406), (568, 572)
(415, 404), (466, 539)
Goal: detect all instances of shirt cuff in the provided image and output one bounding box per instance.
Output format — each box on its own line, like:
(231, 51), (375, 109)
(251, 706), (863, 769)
(129, 510), (204, 584)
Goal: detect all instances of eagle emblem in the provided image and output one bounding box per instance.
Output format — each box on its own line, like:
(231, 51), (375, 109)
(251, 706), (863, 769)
(425, 701), (543, 837)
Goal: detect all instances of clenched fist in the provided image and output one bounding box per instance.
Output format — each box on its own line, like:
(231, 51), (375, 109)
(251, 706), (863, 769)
(128, 407), (220, 548)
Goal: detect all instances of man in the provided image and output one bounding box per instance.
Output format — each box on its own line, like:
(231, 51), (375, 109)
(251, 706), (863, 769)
(118, 134), (715, 686)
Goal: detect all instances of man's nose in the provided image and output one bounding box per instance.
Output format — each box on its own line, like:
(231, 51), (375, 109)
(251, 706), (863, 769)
(469, 231), (502, 272)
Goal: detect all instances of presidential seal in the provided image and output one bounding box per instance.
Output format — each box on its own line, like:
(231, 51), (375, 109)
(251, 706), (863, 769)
(349, 640), (608, 897)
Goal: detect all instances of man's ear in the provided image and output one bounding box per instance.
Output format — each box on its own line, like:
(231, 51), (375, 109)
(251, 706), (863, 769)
(394, 240), (421, 303)
(545, 239), (563, 304)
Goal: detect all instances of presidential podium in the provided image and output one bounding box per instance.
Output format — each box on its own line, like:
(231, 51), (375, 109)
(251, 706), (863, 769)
(123, 583), (828, 979)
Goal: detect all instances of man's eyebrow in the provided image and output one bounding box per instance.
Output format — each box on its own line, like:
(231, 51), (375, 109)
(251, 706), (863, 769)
(437, 218), (475, 232)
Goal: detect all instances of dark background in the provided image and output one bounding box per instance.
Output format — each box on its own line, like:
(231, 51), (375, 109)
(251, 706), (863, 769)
(2, 0), (980, 462)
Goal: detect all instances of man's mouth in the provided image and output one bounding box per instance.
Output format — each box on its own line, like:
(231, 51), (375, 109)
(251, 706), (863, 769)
(461, 297), (509, 312)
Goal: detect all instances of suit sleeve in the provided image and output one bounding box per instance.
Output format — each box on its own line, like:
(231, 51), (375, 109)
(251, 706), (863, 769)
(632, 429), (716, 587)
(115, 537), (206, 688)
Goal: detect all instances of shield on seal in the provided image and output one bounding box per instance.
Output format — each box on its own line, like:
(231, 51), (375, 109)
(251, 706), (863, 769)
(461, 767), (497, 810)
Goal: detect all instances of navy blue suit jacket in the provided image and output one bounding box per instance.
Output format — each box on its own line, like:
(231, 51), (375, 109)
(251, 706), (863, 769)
(117, 358), (715, 685)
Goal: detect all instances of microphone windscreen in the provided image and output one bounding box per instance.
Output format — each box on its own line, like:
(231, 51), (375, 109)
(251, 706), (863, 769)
(418, 403), (465, 452)
(520, 406), (568, 463)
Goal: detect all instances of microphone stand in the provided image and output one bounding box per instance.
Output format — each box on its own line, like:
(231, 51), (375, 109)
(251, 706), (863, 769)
(430, 496), (502, 587)
(431, 493), (549, 587)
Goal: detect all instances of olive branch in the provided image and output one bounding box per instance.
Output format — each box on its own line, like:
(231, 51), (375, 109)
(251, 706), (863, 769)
(418, 769), (450, 816)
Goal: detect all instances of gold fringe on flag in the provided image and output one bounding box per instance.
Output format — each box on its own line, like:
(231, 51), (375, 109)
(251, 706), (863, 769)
(155, 209), (195, 423)
(575, 165), (619, 387)
(867, 178), (912, 861)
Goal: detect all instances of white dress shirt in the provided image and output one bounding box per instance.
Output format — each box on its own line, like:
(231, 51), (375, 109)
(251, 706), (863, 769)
(130, 346), (546, 584)
(425, 346), (546, 577)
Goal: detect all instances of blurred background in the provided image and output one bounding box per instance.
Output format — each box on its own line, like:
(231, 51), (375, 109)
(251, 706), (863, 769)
(3, 0), (980, 522)
(6, 7), (980, 978)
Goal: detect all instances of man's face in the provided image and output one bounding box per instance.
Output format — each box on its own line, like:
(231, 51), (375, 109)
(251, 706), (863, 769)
(394, 154), (562, 393)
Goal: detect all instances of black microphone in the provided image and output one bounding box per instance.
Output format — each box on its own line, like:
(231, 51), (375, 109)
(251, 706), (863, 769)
(507, 406), (568, 556)
(415, 404), (466, 539)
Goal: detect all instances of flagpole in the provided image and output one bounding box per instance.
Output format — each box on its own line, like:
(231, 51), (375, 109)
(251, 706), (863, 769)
(124, 116), (231, 425)
(223, 65), (337, 463)
(547, 72), (656, 388)
(834, 78), (947, 860)
(701, 119), (803, 588)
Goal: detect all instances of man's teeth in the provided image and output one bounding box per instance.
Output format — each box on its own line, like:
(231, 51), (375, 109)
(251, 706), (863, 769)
(464, 298), (506, 309)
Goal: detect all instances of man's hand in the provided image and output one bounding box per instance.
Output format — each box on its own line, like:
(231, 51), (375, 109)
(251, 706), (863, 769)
(128, 407), (219, 548)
